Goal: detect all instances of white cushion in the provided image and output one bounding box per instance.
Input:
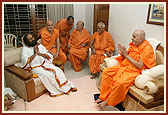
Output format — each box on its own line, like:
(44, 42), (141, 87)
(147, 38), (161, 58)
(143, 81), (157, 95)
(4, 47), (22, 66)
(135, 74), (154, 89)
(14, 62), (21, 67)
(104, 58), (120, 68)
(142, 64), (164, 78)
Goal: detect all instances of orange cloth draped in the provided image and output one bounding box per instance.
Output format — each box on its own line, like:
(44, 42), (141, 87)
(68, 28), (90, 72)
(99, 40), (156, 106)
(38, 27), (67, 65)
(89, 31), (115, 74)
(54, 19), (73, 53)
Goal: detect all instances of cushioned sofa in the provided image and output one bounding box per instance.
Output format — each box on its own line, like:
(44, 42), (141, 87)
(4, 47), (64, 102)
(97, 44), (164, 111)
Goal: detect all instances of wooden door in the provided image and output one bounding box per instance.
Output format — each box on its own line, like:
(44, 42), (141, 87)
(93, 4), (109, 33)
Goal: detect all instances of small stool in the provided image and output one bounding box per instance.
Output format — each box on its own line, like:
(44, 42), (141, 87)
(53, 59), (64, 72)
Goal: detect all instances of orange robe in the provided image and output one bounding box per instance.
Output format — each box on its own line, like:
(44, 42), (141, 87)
(68, 28), (90, 72)
(99, 40), (156, 106)
(54, 19), (73, 53)
(89, 31), (115, 74)
(38, 27), (67, 65)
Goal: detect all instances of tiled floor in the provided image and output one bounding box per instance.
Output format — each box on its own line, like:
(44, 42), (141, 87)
(64, 60), (99, 81)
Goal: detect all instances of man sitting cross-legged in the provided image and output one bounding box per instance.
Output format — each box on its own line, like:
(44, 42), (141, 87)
(20, 33), (77, 97)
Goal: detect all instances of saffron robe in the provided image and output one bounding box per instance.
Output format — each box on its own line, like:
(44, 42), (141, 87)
(20, 44), (75, 96)
(38, 27), (67, 65)
(89, 31), (115, 74)
(99, 40), (156, 106)
(68, 28), (90, 72)
(54, 19), (73, 53)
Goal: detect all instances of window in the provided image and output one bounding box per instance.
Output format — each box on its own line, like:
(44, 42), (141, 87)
(4, 4), (47, 44)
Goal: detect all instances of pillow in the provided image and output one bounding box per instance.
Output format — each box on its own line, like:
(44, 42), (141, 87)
(142, 64), (164, 78)
(135, 74), (154, 89)
(14, 62), (21, 67)
(104, 58), (120, 68)
(147, 38), (161, 58)
(156, 50), (164, 65)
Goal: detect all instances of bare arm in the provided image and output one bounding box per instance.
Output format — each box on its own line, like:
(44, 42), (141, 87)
(121, 44), (144, 69)
(125, 55), (144, 69)
(89, 38), (96, 55)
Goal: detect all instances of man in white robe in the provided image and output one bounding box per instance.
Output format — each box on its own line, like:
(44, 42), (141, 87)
(20, 33), (77, 97)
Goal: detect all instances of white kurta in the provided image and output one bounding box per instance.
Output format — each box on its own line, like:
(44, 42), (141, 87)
(20, 44), (75, 96)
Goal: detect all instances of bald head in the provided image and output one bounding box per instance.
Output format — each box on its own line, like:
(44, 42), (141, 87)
(132, 30), (146, 47)
(97, 22), (105, 28)
(76, 21), (84, 31)
(134, 30), (146, 40)
(97, 22), (105, 34)
(46, 20), (54, 32)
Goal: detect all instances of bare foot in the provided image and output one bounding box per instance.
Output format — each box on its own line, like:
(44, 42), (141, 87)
(94, 98), (102, 103)
(98, 100), (108, 109)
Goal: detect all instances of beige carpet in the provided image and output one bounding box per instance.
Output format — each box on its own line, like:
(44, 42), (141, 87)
(8, 75), (101, 112)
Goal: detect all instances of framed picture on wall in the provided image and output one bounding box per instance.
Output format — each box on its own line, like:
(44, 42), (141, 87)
(147, 4), (164, 26)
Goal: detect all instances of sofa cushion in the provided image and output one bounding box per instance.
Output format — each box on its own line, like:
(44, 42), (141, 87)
(104, 58), (120, 68)
(135, 74), (154, 89)
(4, 47), (22, 66)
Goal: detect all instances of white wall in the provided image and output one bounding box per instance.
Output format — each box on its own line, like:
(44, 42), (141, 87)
(73, 4), (94, 35)
(108, 4), (165, 55)
(74, 4), (86, 27)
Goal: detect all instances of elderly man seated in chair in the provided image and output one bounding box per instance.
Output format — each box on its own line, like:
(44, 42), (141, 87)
(89, 22), (115, 79)
(20, 33), (77, 97)
(95, 30), (156, 109)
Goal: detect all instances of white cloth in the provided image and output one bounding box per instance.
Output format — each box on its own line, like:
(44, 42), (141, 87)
(20, 44), (75, 95)
(147, 38), (161, 58)
(4, 87), (17, 99)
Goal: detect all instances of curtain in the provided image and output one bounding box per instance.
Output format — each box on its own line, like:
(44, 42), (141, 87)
(46, 4), (74, 25)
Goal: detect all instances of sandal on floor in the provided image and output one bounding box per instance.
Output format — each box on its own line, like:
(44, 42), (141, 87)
(70, 87), (77, 92)
(90, 74), (96, 79)
(94, 93), (102, 104)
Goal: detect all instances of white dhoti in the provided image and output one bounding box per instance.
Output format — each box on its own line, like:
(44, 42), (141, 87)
(20, 44), (76, 97)
(31, 63), (75, 96)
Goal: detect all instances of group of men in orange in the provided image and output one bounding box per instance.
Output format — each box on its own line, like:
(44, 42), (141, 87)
(38, 16), (115, 79)
(37, 16), (156, 110)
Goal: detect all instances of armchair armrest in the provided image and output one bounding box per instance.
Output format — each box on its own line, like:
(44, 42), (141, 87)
(5, 65), (33, 80)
